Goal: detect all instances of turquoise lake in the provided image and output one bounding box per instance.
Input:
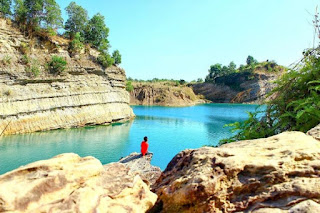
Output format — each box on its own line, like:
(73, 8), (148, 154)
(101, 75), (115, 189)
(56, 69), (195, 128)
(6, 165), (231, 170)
(0, 104), (260, 174)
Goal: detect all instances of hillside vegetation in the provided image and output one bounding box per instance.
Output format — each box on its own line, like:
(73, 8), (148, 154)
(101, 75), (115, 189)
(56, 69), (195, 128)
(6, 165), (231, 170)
(220, 15), (320, 144)
(0, 0), (121, 71)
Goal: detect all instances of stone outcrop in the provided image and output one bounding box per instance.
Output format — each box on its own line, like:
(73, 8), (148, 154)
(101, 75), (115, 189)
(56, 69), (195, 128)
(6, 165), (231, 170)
(152, 132), (320, 212)
(130, 82), (206, 106)
(307, 124), (320, 141)
(192, 72), (280, 103)
(119, 152), (162, 186)
(0, 19), (134, 135)
(0, 153), (157, 213)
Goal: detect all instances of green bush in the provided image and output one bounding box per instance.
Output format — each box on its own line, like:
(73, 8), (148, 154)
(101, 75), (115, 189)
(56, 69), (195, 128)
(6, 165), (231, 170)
(97, 53), (114, 68)
(26, 60), (40, 77)
(2, 55), (11, 65)
(21, 54), (30, 65)
(69, 32), (84, 55)
(126, 81), (134, 92)
(112, 50), (121, 65)
(47, 56), (67, 74)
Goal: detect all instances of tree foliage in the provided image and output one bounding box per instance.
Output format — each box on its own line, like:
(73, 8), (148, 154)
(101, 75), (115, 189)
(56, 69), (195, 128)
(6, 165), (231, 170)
(221, 50), (320, 145)
(0, 0), (12, 17)
(23, 0), (63, 29)
(246, 55), (258, 65)
(84, 13), (109, 51)
(112, 50), (121, 65)
(65, 1), (88, 39)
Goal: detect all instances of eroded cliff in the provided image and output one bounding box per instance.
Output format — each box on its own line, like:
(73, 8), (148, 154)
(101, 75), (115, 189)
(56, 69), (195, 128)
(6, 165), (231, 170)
(0, 19), (134, 135)
(193, 71), (281, 103)
(130, 81), (206, 106)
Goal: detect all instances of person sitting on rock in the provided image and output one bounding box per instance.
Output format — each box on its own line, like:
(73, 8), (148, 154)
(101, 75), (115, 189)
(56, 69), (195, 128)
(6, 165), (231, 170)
(141, 136), (149, 157)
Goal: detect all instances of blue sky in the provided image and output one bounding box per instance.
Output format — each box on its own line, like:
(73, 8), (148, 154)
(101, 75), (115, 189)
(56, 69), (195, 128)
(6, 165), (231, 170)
(57, 0), (319, 81)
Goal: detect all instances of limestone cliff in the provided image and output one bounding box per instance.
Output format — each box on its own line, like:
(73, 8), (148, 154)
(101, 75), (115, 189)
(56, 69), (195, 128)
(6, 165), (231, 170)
(130, 81), (206, 106)
(151, 131), (320, 212)
(0, 19), (134, 135)
(193, 71), (281, 103)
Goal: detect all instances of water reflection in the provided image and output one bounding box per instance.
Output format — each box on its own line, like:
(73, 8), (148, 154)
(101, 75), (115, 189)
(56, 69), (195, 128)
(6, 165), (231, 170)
(0, 122), (132, 174)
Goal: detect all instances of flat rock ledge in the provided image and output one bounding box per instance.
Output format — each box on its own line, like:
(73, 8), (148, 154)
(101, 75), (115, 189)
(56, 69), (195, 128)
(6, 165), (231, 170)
(151, 131), (320, 213)
(0, 153), (157, 213)
(119, 152), (162, 186)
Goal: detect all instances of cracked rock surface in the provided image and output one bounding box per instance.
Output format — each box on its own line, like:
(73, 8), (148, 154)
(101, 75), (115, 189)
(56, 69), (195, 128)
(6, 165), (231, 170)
(0, 153), (157, 213)
(152, 132), (320, 213)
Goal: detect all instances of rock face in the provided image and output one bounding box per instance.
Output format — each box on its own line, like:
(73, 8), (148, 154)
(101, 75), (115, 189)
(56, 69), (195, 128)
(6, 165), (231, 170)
(0, 19), (134, 135)
(192, 72), (280, 103)
(152, 132), (320, 212)
(130, 82), (206, 106)
(119, 152), (162, 186)
(307, 123), (320, 141)
(0, 153), (157, 213)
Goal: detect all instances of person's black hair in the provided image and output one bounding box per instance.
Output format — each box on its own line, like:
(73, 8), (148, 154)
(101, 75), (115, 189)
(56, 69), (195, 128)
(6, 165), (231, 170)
(144, 136), (148, 141)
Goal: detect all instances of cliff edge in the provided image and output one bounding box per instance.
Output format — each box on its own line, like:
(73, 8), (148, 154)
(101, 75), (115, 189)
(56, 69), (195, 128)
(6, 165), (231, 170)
(0, 19), (134, 135)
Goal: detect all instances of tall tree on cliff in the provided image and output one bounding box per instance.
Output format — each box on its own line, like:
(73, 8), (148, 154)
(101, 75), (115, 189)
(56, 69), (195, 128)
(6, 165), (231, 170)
(84, 13), (110, 51)
(65, 1), (88, 39)
(23, 0), (63, 29)
(0, 0), (11, 17)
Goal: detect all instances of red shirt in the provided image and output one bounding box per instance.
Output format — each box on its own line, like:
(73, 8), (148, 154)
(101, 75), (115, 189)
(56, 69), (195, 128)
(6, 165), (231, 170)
(141, 141), (149, 156)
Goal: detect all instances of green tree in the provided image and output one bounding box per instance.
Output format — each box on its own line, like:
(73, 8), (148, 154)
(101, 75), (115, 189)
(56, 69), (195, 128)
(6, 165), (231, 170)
(23, 0), (63, 29)
(228, 61), (237, 73)
(246, 55), (257, 65)
(84, 13), (109, 51)
(13, 0), (27, 27)
(112, 49), (121, 65)
(205, 63), (222, 82)
(0, 0), (12, 17)
(97, 52), (114, 68)
(65, 1), (88, 39)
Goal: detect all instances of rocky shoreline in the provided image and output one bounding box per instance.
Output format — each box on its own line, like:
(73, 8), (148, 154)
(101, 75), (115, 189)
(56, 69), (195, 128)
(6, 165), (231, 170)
(1, 125), (319, 212)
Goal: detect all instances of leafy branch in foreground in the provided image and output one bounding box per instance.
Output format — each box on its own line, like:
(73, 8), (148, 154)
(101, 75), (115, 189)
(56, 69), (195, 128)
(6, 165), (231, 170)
(220, 51), (320, 145)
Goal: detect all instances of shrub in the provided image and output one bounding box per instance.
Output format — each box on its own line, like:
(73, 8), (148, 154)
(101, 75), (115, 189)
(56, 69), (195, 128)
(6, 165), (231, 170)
(19, 42), (30, 54)
(97, 53), (114, 68)
(2, 55), (11, 65)
(21, 54), (30, 65)
(126, 81), (134, 92)
(69, 32), (84, 55)
(26, 60), (40, 77)
(112, 50), (121, 65)
(47, 56), (67, 74)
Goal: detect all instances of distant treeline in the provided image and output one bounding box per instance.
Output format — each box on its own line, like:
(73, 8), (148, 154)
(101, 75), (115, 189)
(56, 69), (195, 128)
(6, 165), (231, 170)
(0, 0), (121, 68)
(205, 55), (285, 83)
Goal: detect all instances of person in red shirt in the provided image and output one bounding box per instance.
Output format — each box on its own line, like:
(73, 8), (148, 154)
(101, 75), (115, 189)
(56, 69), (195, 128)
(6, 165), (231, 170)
(141, 136), (149, 156)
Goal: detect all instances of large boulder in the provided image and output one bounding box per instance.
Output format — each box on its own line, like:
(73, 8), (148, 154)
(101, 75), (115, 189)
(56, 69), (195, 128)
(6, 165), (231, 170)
(119, 152), (162, 186)
(0, 153), (157, 213)
(152, 132), (320, 212)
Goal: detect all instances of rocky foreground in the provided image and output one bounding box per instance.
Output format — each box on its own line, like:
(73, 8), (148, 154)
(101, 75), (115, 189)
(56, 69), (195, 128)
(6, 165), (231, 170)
(1, 129), (320, 212)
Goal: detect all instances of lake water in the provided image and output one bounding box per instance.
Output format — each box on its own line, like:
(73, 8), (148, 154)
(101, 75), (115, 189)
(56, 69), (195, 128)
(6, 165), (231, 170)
(0, 104), (260, 174)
